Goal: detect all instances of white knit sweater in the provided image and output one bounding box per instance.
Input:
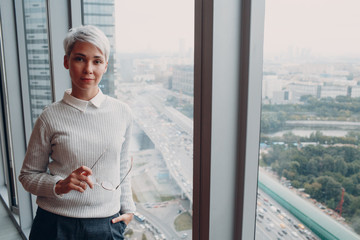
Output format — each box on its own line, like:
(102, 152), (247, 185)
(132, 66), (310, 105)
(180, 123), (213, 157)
(19, 89), (136, 218)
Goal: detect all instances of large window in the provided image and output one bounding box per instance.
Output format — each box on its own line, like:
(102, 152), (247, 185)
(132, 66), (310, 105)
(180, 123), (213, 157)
(82, 1), (195, 239)
(256, 0), (360, 239)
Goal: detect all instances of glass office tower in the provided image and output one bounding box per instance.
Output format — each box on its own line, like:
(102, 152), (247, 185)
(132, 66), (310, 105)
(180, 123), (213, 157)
(23, 0), (53, 125)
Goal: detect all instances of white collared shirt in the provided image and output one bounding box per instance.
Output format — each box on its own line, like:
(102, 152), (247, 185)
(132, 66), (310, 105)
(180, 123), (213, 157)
(62, 88), (106, 112)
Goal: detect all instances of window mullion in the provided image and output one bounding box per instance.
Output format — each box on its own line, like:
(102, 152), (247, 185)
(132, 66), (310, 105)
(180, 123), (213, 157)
(234, 0), (265, 239)
(193, 0), (213, 239)
(47, 0), (71, 102)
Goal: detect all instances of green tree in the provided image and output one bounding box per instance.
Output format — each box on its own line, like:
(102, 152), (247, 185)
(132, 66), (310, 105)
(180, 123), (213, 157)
(316, 176), (342, 203)
(304, 182), (322, 198)
(321, 154), (336, 172)
(166, 95), (178, 107)
(335, 157), (348, 175)
(351, 216), (360, 234)
(291, 180), (302, 188)
(290, 161), (301, 173)
(306, 158), (319, 176)
(348, 162), (360, 176)
(282, 169), (296, 180)
(180, 103), (194, 119)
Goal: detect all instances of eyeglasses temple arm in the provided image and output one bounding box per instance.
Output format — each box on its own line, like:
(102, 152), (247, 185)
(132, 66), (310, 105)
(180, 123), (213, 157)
(117, 156), (133, 189)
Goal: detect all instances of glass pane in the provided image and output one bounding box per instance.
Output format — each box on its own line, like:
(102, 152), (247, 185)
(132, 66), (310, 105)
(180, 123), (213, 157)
(0, 14), (18, 210)
(256, 0), (360, 239)
(82, 1), (194, 239)
(23, 0), (53, 126)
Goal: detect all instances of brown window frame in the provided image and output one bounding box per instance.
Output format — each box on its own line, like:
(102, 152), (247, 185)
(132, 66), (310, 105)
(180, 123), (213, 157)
(193, 0), (213, 239)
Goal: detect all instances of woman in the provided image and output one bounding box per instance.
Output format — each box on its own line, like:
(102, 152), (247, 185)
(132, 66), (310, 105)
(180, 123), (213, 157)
(19, 25), (135, 240)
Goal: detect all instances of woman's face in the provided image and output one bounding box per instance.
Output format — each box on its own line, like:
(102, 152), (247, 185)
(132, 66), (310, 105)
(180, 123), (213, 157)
(64, 41), (108, 100)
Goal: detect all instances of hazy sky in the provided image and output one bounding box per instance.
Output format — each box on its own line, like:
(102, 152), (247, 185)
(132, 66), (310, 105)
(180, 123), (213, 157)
(264, 0), (360, 58)
(114, 0), (359, 57)
(114, 0), (194, 53)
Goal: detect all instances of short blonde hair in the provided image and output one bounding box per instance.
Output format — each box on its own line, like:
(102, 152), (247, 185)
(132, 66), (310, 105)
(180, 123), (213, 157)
(63, 25), (110, 61)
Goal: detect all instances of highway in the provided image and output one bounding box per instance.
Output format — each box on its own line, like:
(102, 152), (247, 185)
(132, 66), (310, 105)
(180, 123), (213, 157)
(259, 169), (360, 240)
(256, 189), (318, 240)
(136, 204), (179, 239)
(116, 83), (194, 203)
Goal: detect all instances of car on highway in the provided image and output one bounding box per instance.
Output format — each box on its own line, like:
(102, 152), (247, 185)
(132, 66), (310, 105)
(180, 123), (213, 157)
(291, 231), (299, 238)
(134, 212), (146, 222)
(181, 233), (188, 239)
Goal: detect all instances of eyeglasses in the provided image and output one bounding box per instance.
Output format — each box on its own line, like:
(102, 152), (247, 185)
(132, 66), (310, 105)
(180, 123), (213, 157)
(88, 148), (133, 191)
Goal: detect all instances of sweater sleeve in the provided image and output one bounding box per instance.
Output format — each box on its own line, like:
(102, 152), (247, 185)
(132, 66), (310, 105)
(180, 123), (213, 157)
(18, 116), (63, 198)
(119, 110), (136, 214)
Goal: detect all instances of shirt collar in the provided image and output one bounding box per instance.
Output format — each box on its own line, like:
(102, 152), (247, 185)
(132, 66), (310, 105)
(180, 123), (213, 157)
(62, 89), (106, 112)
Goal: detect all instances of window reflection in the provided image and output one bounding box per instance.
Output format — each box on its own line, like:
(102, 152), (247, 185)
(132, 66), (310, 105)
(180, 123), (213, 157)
(23, 0), (53, 125)
(256, 1), (360, 239)
(82, 1), (194, 239)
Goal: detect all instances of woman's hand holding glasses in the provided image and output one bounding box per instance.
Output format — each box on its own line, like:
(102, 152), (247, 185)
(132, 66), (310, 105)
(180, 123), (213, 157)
(55, 148), (107, 195)
(54, 165), (94, 195)
(87, 148), (133, 191)
(90, 156), (133, 191)
(54, 148), (133, 195)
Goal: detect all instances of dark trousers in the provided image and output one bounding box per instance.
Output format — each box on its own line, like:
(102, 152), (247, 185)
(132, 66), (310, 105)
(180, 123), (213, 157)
(29, 207), (126, 240)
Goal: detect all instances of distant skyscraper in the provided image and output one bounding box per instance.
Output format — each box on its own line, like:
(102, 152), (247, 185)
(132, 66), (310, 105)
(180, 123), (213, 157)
(23, 0), (53, 125)
(172, 65), (194, 95)
(83, 0), (116, 96)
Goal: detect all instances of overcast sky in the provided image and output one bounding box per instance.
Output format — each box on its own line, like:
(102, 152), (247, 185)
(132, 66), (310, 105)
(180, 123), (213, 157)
(114, 0), (359, 58)
(264, 0), (360, 58)
(114, 0), (194, 53)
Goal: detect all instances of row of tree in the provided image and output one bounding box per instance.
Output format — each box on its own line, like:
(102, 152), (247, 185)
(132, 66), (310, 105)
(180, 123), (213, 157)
(165, 95), (193, 119)
(261, 130), (360, 146)
(261, 95), (360, 133)
(261, 144), (360, 233)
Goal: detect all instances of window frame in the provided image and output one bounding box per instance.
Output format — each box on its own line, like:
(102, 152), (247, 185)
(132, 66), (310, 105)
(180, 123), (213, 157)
(234, 0), (265, 239)
(1, 0), (34, 236)
(193, 0), (213, 239)
(0, 2), (12, 207)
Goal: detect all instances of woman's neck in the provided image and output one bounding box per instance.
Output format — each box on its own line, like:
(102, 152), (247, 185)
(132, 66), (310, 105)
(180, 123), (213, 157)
(70, 87), (99, 101)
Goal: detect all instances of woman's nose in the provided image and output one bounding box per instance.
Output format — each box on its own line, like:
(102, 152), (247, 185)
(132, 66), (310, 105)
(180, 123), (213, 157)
(83, 62), (93, 74)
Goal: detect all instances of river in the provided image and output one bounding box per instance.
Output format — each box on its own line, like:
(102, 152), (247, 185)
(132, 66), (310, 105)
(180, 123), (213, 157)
(266, 129), (350, 138)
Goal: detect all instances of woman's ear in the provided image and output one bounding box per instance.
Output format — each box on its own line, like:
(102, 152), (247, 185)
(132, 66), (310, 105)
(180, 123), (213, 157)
(104, 61), (108, 73)
(64, 55), (69, 69)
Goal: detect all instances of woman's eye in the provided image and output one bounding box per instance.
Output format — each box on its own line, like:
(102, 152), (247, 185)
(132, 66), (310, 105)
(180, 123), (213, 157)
(94, 60), (102, 64)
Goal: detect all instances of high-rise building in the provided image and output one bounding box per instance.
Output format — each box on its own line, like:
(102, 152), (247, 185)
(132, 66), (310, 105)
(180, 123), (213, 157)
(287, 82), (319, 102)
(82, 0), (116, 96)
(172, 65), (194, 95)
(23, 0), (53, 125)
(320, 85), (348, 98)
